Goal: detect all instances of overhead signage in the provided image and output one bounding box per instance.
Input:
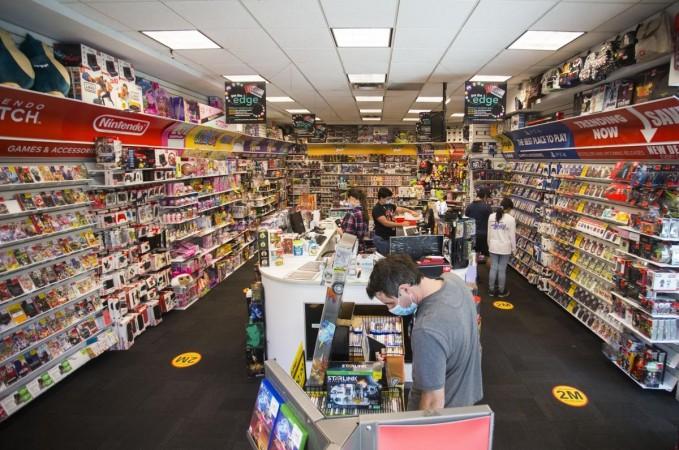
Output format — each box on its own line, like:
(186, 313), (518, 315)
(224, 81), (266, 124)
(416, 112), (432, 142)
(465, 81), (507, 123)
(308, 122), (327, 143)
(503, 96), (679, 159)
(292, 114), (315, 136)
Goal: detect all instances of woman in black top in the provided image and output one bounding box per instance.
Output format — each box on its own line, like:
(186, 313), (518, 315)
(371, 187), (417, 255)
(465, 188), (492, 260)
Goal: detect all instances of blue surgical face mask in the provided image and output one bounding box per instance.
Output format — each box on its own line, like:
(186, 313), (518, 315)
(389, 292), (417, 316)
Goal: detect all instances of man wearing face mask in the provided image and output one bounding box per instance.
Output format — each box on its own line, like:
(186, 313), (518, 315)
(366, 254), (483, 411)
(371, 187), (417, 255)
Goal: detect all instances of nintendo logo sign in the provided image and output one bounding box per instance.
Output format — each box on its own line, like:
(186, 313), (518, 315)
(93, 115), (150, 136)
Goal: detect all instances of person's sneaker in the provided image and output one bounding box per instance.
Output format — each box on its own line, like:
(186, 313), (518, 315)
(488, 290), (496, 297)
(498, 289), (510, 298)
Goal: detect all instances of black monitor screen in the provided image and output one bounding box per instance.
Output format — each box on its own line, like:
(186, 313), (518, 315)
(289, 211), (306, 234)
(389, 235), (444, 260)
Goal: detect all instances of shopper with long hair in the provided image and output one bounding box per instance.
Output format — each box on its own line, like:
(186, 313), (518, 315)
(487, 197), (516, 297)
(339, 188), (369, 251)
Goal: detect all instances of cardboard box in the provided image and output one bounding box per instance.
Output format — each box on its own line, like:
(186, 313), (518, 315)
(67, 66), (118, 108)
(101, 52), (119, 78)
(117, 58), (136, 83)
(53, 43), (103, 71)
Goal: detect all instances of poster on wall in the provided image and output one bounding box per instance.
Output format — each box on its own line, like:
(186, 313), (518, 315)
(464, 81), (506, 122)
(292, 114), (316, 136)
(308, 122), (327, 143)
(224, 81), (266, 123)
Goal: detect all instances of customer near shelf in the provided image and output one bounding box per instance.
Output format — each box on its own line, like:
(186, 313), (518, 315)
(465, 187), (492, 262)
(371, 187), (417, 255)
(487, 197), (516, 297)
(338, 188), (369, 252)
(366, 254), (483, 410)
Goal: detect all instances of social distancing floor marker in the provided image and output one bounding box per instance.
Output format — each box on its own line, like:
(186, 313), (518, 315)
(493, 300), (514, 310)
(552, 385), (588, 407)
(171, 352), (202, 368)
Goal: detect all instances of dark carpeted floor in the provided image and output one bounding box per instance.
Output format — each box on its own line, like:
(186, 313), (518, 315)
(1, 260), (678, 449)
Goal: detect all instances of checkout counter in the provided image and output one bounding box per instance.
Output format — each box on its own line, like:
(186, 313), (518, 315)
(259, 220), (470, 383)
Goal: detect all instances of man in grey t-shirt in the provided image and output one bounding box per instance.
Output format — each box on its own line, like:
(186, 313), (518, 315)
(366, 254), (483, 410)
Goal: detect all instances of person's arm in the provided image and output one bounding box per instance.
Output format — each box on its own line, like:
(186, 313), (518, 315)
(376, 214), (403, 228)
(411, 327), (447, 410)
(395, 206), (417, 216)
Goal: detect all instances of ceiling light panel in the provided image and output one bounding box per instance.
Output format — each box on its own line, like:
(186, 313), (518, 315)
(402, 117), (419, 121)
(141, 30), (220, 50)
(416, 96), (443, 103)
(332, 28), (392, 47)
(362, 117), (381, 121)
(267, 96), (294, 103)
(469, 75), (511, 82)
(355, 96), (384, 102)
(450, 113), (465, 117)
(408, 109), (430, 114)
(223, 75), (268, 82)
(359, 109), (382, 113)
(348, 74), (386, 83)
(286, 109), (311, 114)
(508, 30), (585, 51)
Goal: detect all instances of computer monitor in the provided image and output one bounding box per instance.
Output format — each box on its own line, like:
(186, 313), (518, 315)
(389, 235), (444, 260)
(289, 211), (306, 234)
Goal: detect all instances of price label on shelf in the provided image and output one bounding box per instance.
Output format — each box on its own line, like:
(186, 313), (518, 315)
(628, 231), (640, 243)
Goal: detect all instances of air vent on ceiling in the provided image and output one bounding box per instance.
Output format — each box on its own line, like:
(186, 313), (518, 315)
(351, 82), (385, 91)
(387, 83), (424, 91)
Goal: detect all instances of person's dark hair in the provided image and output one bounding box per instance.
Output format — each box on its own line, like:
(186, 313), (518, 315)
(377, 187), (393, 200)
(366, 254), (423, 299)
(476, 187), (490, 200)
(347, 188), (367, 212)
(496, 197), (514, 222)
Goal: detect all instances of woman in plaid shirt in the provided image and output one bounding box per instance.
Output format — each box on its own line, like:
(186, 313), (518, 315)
(339, 188), (368, 251)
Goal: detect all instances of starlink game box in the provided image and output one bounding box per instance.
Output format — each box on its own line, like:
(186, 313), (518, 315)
(326, 362), (383, 410)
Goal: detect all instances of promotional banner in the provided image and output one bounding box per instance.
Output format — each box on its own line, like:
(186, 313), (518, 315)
(416, 112), (432, 142)
(465, 81), (507, 122)
(503, 96), (679, 159)
(224, 81), (266, 123)
(292, 114), (315, 136)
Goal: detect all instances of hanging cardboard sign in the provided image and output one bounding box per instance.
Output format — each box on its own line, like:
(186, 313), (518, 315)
(224, 81), (266, 123)
(308, 122), (327, 143)
(465, 81), (507, 122)
(292, 114), (315, 136)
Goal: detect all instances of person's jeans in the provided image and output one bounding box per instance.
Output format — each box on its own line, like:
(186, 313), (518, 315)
(373, 234), (390, 255)
(489, 253), (510, 292)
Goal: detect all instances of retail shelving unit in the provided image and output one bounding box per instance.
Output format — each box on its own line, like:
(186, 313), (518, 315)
(0, 164), (117, 420)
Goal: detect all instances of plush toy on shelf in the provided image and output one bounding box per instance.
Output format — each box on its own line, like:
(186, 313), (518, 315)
(18, 34), (70, 96)
(0, 30), (35, 89)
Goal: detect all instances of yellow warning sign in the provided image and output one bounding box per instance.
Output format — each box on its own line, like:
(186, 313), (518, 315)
(493, 301), (514, 310)
(552, 385), (588, 407)
(171, 352), (202, 368)
(290, 342), (306, 388)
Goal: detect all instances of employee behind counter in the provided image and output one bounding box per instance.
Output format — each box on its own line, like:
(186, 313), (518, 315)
(372, 187), (419, 255)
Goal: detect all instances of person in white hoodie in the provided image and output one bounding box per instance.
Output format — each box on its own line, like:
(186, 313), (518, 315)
(487, 197), (516, 297)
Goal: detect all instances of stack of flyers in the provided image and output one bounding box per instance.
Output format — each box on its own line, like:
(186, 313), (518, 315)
(270, 404), (308, 450)
(248, 379), (283, 450)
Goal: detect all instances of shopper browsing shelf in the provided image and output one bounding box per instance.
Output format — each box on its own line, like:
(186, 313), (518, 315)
(371, 187), (417, 255)
(465, 188), (492, 261)
(487, 198), (516, 297)
(338, 188), (369, 252)
(366, 254), (483, 411)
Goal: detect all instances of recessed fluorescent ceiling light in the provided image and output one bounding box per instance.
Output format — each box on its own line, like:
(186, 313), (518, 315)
(416, 96), (443, 103)
(315, 117), (322, 121)
(450, 113), (465, 117)
(141, 30), (220, 50)
(403, 118), (419, 121)
(223, 75), (268, 83)
(408, 109), (430, 114)
(286, 109), (310, 114)
(267, 96), (294, 102)
(509, 30), (584, 51)
(362, 117), (381, 121)
(332, 28), (392, 48)
(469, 75), (511, 82)
(348, 74), (386, 83)
(355, 95), (383, 102)
(360, 109), (382, 113)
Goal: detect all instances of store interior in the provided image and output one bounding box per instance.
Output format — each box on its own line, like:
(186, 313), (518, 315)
(1, 0), (679, 449)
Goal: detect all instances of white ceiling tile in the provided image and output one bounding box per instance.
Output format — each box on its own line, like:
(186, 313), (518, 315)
(63, 2), (130, 31)
(320, 0), (398, 27)
(594, 3), (668, 32)
(391, 48), (444, 64)
(449, 27), (524, 51)
(394, 28), (459, 49)
(173, 49), (242, 67)
(532, 2), (633, 31)
(561, 0), (638, 2)
(465, 1), (557, 31)
(87, 1), (193, 31)
(241, 0), (327, 28)
(296, 57), (345, 74)
(209, 63), (254, 76)
(481, 50), (552, 74)
(533, 32), (612, 65)
(267, 28), (335, 49)
(268, 65), (315, 93)
(437, 48), (499, 74)
(338, 48), (391, 73)
(206, 27), (273, 51)
(285, 49), (341, 65)
(164, 1), (259, 29)
(397, 0), (477, 28)
(121, 31), (178, 54)
(388, 62), (436, 84)
(305, 74), (350, 90)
